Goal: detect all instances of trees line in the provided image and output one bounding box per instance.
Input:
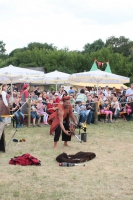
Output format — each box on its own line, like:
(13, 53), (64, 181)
(0, 36), (133, 83)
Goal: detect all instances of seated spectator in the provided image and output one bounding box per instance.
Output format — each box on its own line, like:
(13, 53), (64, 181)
(48, 92), (54, 100)
(86, 95), (95, 124)
(37, 98), (48, 125)
(30, 91), (38, 101)
(70, 95), (75, 107)
(47, 99), (56, 115)
(53, 93), (60, 106)
(100, 100), (113, 122)
(76, 89), (87, 103)
(112, 97), (120, 120)
(117, 92), (122, 101)
(13, 84), (18, 92)
(31, 100), (41, 127)
(125, 97), (132, 120)
(33, 86), (40, 96)
(42, 91), (48, 101)
(119, 95), (127, 121)
(12, 98), (24, 128)
(75, 101), (86, 124)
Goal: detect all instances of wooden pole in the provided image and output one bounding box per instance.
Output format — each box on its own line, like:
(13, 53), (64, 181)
(94, 101), (98, 124)
(27, 99), (31, 127)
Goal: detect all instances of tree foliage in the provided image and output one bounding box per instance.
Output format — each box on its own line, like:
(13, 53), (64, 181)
(0, 38), (133, 83)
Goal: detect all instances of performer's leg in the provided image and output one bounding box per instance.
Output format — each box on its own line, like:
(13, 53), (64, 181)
(54, 125), (61, 149)
(62, 121), (71, 147)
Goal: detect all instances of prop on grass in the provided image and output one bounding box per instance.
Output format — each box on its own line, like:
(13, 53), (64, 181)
(59, 162), (85, 167)
(56, 151), (96, 164)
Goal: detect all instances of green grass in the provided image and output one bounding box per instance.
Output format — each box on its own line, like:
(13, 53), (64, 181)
(0, 120), (133, 200)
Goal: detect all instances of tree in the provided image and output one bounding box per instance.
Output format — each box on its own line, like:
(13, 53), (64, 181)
(28, 42), (56, 51)
(0, 41), (6, 55)
(83, 39), (105, 53)
(105, 36), (133, 57)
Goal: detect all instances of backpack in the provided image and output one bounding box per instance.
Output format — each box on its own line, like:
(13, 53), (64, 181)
(9, 153), (41, 166)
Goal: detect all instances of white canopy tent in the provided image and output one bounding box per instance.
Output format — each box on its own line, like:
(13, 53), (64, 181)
(44, 70), (70, 91)
(69, 69), (130, 94)
(0, 65), (45, 101)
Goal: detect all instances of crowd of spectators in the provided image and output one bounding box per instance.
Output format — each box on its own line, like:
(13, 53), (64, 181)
(4, 83), (133, 127)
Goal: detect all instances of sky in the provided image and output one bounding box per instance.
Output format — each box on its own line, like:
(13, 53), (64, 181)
(1, 0), (133, 53)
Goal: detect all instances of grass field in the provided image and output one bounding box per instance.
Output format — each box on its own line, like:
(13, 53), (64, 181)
(0, 120), (133, 200)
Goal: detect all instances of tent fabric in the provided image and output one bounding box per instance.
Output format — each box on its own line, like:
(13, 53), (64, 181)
(70, 69), (130, 84)
(69, 82), (128, 89)
(105, 63), (112, 73)
(90, 61), (98, 71)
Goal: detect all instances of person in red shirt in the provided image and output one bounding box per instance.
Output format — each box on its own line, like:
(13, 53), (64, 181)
(21, 84), (30, 114)
(47, 99), (56, 115)
(53, 93), (60, 107)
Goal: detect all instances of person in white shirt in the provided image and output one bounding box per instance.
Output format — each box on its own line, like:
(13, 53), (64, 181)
(125, 83), (133, 101)
(0, 84), (10, 115)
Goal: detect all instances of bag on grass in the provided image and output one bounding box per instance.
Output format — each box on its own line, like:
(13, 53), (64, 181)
(56, 151), (96, 163)
(9, 153), (41, 166)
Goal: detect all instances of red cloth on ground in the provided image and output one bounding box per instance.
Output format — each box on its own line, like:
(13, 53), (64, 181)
(9, 153), (41, 166)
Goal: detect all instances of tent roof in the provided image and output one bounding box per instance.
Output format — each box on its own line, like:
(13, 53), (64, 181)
(105, 63), (112, 73)
(90, 61), (98, 71)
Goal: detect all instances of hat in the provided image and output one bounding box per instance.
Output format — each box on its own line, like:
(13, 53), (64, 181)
(23, 84), (29, 90)
(38, 97), (42, 101)
(54, 93), (58, 96)
(62, 96), (70, 101)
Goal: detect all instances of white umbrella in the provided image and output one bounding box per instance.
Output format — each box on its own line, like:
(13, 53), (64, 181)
(0, 65), (45, 101)
(0, 65), (44, 78)
(69, 69), (130, 94)
(45, 70), (70, 91)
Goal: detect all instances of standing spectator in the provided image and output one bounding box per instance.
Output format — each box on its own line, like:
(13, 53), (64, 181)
(21, 84), (30, 114)
(0, 84), (10, 115)
(125, 83), (133, 101)
(68, 87), (75, 95)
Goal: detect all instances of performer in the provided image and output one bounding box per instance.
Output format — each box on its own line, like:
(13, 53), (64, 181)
(48, 96), (77, 149)
(0, 84), (10, 115)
